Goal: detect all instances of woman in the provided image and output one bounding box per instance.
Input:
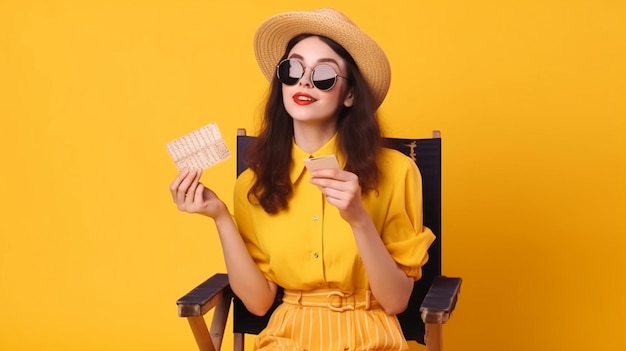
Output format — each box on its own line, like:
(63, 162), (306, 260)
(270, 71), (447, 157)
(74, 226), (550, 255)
(170, 8), (435, 351)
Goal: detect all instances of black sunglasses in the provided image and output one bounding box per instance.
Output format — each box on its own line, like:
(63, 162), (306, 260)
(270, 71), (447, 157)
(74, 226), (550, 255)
(276, 58), (348, 91)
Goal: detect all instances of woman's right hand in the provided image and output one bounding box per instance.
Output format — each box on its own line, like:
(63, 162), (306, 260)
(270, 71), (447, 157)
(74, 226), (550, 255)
(169, 169), (227, 219)
(171, 170), (277, 315)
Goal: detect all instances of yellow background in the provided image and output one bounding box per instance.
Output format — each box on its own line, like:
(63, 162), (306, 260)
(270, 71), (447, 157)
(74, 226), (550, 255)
(1, 0), (625, 350)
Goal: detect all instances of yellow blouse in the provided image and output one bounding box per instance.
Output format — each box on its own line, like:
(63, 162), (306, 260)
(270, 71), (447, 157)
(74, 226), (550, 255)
(233, 134), (435, 292)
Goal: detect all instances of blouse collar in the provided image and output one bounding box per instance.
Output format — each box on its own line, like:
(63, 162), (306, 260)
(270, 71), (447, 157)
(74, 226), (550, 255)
(289, 133), (345, 184)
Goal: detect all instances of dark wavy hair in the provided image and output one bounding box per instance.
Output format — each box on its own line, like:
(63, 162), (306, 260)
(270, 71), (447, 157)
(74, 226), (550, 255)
(246, 34), (383, 214)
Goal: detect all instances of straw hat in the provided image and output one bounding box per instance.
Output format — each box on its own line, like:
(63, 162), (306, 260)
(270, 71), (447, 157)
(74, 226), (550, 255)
(253, 8), (391, 108)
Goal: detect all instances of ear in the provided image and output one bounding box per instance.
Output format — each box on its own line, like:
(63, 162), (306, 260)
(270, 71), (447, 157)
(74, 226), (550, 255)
(343, 89), (354, 107)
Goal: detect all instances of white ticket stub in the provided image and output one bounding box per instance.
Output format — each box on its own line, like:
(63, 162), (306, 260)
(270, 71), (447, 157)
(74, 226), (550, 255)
(166, 123), (230, 170)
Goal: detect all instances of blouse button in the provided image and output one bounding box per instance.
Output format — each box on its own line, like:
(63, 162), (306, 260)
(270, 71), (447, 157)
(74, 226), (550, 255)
(313, 252), (319, 259)
(313, 215), (319, 221)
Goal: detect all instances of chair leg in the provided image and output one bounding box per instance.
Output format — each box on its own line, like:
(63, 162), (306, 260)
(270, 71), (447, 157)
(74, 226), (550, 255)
(187, 316), (216, 351)
(186, 293), (232, 351)
(209, 293), (232, 351)
(425, 323), (443, 351)
(234, 333), (244, 351)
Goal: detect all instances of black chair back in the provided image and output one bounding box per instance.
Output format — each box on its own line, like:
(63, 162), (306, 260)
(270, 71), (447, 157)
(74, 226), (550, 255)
(233, 135), (442, 345)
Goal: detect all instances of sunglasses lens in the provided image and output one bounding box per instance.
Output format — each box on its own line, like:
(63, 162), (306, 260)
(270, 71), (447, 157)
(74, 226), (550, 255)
(312, 65), (337, 91)
(277, 59), (303, 86)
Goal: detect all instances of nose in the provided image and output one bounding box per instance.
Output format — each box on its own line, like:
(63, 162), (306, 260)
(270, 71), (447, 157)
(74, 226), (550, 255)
(298, 67), (314, 88)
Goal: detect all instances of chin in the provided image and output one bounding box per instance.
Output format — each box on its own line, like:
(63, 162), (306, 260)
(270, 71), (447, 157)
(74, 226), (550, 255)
(286, 108), (333, 123)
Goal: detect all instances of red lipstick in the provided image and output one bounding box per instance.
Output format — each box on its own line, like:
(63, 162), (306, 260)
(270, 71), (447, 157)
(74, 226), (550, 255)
(292, 92), (316, 105)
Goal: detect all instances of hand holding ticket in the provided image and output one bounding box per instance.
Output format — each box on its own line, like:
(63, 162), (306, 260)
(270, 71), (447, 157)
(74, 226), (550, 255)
(166, 123), (230, 171)
(303, 154), (340, 172)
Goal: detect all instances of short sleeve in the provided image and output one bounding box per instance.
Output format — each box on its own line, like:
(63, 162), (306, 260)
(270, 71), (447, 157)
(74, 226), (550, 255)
(233, 170), (271, 275)
(379, 152), (436, 280)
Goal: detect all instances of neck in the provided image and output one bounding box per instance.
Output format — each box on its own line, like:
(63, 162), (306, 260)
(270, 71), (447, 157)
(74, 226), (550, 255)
(293, 120), (337, 153)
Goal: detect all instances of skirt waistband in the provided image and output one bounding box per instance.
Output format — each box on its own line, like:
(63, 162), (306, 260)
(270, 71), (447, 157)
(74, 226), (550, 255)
(282, 289), (379, 312)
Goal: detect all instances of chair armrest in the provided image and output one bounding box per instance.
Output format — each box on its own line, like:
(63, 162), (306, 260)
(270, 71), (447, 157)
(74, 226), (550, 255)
(177, 273), (231, 317)
(419, 275), (462, 324)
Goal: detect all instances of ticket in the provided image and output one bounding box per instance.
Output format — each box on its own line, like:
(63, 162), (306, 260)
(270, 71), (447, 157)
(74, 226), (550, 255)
(166, 123), (230, 170)
(303, 154), (340, 172)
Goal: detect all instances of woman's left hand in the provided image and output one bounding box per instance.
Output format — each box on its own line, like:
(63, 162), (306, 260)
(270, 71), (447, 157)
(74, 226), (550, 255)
(309, 169), (367, 223)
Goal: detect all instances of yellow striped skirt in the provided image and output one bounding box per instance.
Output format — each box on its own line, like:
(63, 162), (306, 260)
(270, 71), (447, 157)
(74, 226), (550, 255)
(255, 289), (409, 351)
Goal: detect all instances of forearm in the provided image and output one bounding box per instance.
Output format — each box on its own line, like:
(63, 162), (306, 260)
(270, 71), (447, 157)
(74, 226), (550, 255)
(350, 216), (413, 315)
(213, 212), (276, 316)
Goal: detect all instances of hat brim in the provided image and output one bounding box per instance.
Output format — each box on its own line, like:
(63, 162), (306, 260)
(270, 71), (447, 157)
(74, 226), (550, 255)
(253, 9), (391, 108)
